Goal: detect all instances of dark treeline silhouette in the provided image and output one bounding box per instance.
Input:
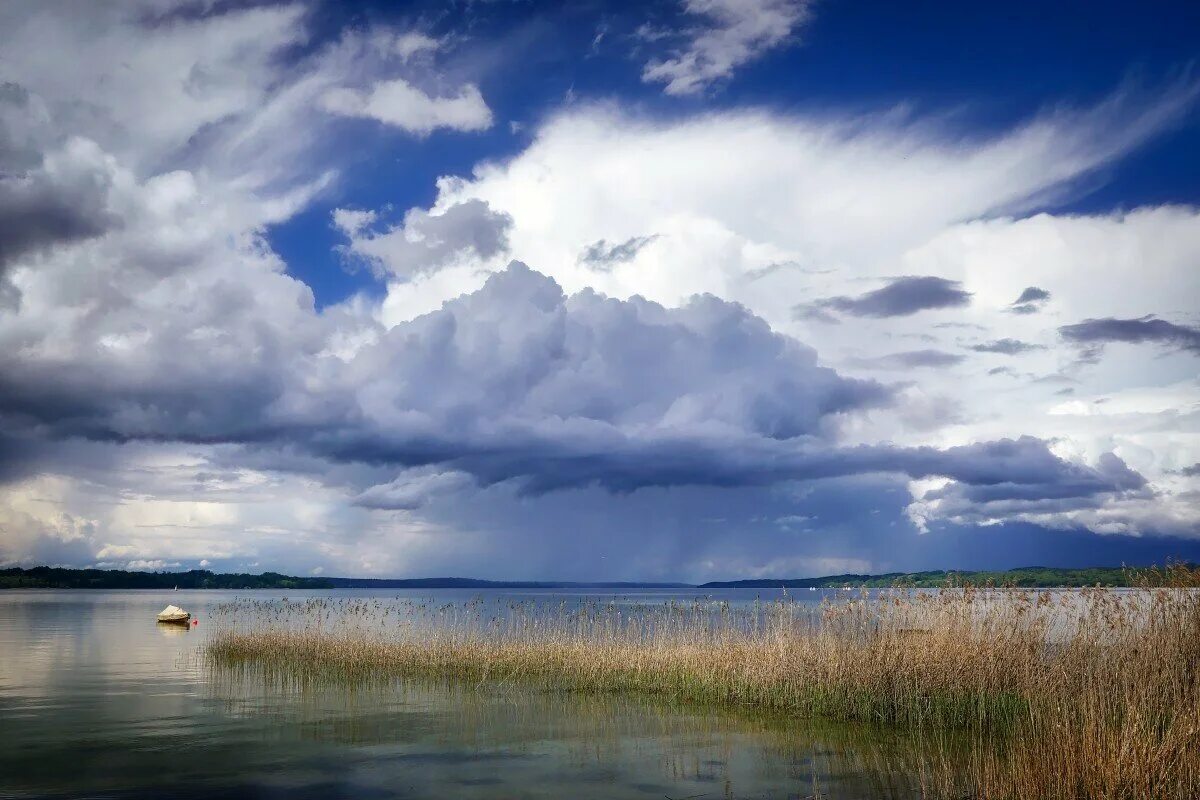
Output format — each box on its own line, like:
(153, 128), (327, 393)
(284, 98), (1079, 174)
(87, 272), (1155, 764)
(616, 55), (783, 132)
(0, 567), (334, 590)
(2, 564), (1190, 590)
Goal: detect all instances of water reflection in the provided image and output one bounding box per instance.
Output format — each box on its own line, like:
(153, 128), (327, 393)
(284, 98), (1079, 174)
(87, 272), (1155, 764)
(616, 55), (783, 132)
(207, 663), (959, 799)
(0, 589), (964, 798)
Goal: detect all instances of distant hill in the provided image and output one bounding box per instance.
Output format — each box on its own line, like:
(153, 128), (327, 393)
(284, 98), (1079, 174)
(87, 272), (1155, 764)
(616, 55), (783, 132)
(0, 567), (335, 590)
(698, 565), (1178, 589)
(325, 577), (692, 589)
(0, 567), (688, 590)
(1, 564), (1183, 591)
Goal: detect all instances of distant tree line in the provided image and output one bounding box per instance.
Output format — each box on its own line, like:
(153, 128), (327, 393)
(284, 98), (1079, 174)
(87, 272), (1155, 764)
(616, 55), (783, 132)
(3, 563), (1192, 590)
(0, 567), (335, 590)
(699, 564), (1195, 589)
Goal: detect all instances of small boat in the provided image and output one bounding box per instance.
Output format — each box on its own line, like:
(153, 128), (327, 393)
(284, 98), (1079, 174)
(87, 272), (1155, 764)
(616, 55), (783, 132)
(156, 604), (191, 625)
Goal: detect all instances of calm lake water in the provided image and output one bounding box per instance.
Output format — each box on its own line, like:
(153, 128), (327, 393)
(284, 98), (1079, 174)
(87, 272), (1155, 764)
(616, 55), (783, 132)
(0, 588), (943, 799)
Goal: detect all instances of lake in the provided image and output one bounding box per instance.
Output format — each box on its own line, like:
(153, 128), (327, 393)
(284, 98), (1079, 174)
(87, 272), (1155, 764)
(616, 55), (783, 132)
(1, 588), (948, 799)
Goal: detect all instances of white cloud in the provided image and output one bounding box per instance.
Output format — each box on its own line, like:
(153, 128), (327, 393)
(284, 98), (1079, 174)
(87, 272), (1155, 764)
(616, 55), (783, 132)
(404, 88), (1200, 535)
(334, 199), (511, 279)
(642, 0), (813, 95)
(321, 79), (493, 135)
(0, 3), (1196, 578)
(391, 31), (441, 61)
(0, 1), (310, 169)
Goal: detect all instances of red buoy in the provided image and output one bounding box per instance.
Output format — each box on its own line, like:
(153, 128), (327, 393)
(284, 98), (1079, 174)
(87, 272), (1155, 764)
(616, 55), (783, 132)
(192, 619), (199, 626)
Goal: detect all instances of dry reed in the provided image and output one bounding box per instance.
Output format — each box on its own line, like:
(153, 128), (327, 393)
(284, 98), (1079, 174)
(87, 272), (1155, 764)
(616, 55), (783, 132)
(207, 563), (1200, 799)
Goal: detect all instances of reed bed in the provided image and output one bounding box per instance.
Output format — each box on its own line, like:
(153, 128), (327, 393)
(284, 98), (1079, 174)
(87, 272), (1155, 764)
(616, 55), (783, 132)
(207, 564), (1200, 799)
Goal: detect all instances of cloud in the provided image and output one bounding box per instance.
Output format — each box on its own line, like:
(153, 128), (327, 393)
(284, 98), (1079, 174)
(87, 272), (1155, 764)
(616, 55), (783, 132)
(1, 249), (1135, 514)
(579, 235), (660, 271)
(392, 31), (441, 61)
(803, 276), (972, 319)
(969, 338), (1046, 355)
(642, 0), (813, 95)
(0, 137), (122, 306)
(1015, 286), (1052, 304)
(0, 3), (1196, 576)
(1060, 316), (1200, 355)
(353, 468), (475, 510)
(321, 78), (492, 135)
(849, 350), (967, 370)
(1011, 285), (1051, 314)
(335, 199), (512, 280)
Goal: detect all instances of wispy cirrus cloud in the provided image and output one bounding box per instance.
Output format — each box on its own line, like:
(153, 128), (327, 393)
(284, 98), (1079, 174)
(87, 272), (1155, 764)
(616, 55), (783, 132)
(641, 0), (813, 95)
(969, 338), (1046, 355)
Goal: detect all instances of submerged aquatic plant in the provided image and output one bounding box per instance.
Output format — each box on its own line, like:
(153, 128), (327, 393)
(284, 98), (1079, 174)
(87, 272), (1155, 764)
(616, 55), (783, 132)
(207, 564), (1200, 799)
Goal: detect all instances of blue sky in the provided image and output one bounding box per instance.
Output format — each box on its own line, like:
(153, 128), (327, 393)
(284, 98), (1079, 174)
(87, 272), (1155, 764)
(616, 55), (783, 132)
(273, 1), (1200, 308)
(1, 0), (1198, 579)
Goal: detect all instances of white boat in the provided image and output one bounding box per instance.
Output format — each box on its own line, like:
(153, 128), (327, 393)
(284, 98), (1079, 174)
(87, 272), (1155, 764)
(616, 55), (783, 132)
(156, 604), (190, 625)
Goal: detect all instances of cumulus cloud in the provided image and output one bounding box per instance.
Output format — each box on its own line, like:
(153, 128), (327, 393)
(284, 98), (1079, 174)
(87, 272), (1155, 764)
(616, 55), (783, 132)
(0, 245), (1141, 522)
(410, 88), (1200, 548)
(1, 3), (1197, 576)
(801, 276), (972, 320)
(642, 0), (813, 95)
(335, 199), (512, 279)
(0, 137), (123, 307)
(321, 79), (492, 135)
(0, 80), (123, 271)
(1060, 316), (1200, 356)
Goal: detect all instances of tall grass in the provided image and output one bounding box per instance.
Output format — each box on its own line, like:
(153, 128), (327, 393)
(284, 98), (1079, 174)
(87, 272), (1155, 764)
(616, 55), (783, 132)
(207, 564), (1200, 799)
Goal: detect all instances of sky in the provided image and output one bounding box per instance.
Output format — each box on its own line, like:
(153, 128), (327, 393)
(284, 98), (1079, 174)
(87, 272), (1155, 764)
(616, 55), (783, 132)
(1, 0), (1199, 582)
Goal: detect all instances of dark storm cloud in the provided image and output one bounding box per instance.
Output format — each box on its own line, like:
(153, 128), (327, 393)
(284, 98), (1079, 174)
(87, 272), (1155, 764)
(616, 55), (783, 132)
(0, 261), (1138, 508)
(1180, 463), (1200, 477)
(969, 338), (1046, 355)
(916, 453), (1149, 528)
(351, 469), (474, 510)
(800, 276), (971, 319)
(578, 234), (660, 270)
(0, 86), (119, 282)
(848, 349), (966, 370)
(1059, 315), (1200, 355)
(0, 180), (110, 268)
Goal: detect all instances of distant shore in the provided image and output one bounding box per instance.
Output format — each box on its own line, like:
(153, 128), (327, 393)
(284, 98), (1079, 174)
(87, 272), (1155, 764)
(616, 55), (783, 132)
(2, 563), (1191, 590)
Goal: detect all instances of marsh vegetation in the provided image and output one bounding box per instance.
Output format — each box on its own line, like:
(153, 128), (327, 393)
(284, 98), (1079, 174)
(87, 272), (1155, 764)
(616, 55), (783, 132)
(208, 565), (1200, 799)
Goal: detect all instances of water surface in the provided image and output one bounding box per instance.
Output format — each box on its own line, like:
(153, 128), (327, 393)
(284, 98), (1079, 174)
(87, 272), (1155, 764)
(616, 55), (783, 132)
(1, 589), (940, 799)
